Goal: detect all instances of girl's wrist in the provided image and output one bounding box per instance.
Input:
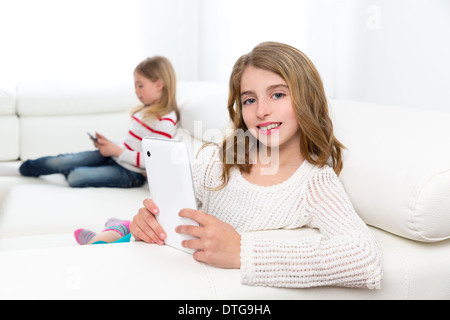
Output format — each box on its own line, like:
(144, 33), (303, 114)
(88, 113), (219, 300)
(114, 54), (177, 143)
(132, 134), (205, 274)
(115, 148), (125, 157)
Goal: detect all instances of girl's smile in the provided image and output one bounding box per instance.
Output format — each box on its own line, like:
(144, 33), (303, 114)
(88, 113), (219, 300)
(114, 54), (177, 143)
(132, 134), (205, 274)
(257, 121), (282, 135)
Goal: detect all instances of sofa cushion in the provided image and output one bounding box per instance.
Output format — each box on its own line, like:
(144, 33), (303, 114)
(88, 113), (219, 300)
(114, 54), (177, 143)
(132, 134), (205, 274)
(0, 233), (74, 253)
(0, 82), (15, 116)
(177, 81), (228, 107)
(0, 83), (18, 161)
(16, 79), (138, 117)
(19, 113), (129, 160)
(0, 184), (148, 238)
(331, 99), (450, 242)
(177, 81), (231, 142)
(1, 227), (450, 299)
(0, 116), (19, 161)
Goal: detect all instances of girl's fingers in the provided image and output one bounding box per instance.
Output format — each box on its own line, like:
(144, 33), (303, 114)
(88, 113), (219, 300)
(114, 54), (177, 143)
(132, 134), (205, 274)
(181, 238), (203, 250)
(141, 208), (166, 245)
(179, 208), (210, 225)
(95, 132), (106, 140)
(130, 203), (166, 245)
(143, 198), (159, 215)
(175, 224), (202, 238)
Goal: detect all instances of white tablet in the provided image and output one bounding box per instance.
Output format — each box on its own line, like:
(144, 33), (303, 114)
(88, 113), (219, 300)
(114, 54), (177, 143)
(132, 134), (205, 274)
(141, 137), (198, 254)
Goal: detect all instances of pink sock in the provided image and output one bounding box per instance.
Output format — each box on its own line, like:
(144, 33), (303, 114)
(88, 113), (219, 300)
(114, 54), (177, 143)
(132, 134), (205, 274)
(74, 229), (96, 245)
(103, 218), (130, 237)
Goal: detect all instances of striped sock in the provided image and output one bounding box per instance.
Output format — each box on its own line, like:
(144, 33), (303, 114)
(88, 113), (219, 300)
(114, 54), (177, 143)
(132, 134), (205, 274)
(103, 218), (130, 237)
(74, 229), (96, 245)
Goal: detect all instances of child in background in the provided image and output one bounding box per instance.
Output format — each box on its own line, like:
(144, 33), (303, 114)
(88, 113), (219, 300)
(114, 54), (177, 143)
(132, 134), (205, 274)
(19, 56), (179, 188)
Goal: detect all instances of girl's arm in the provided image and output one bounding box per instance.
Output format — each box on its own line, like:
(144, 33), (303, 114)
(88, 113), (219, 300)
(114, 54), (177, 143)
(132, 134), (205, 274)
(117, 149), (145, 169)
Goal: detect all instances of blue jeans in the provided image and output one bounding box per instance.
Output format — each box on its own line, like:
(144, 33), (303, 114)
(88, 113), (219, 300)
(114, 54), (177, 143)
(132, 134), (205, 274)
(19, 150), (146, 188)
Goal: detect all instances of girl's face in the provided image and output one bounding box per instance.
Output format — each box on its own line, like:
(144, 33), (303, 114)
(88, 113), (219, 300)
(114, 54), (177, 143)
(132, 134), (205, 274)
(134, 72), (163, 106)
(240, 65), (300, 150)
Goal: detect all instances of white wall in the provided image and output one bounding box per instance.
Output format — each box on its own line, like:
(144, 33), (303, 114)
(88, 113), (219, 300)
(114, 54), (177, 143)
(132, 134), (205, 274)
(0, 0), (144, 84)
(334, 0), (450, 112)
(192, 0), (331, 92)
(0, 0), (449, 113)
(192, 0), (450, 113)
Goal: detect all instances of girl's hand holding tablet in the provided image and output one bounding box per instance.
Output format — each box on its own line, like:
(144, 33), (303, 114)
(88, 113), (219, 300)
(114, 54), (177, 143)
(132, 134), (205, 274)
(130, 198), (241, 268)
(177, 208), (241, 269)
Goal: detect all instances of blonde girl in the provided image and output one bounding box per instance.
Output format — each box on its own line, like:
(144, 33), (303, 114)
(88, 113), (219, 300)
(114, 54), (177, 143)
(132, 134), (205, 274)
(20, 56), (179, 188)
(128, 43), (381, 288)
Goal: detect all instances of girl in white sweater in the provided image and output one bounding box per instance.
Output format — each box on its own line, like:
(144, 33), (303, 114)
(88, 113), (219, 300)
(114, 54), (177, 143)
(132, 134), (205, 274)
(90, 42), (383, 288)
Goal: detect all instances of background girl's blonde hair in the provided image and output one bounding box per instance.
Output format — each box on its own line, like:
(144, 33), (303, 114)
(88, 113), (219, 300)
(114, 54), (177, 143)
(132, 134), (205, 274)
(218, 41), (344, 188)
(132, 56), (179, 121)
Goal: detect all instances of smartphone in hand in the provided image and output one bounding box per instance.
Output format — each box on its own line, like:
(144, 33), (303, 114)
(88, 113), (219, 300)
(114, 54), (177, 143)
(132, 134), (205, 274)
(87, 132), (98, 142)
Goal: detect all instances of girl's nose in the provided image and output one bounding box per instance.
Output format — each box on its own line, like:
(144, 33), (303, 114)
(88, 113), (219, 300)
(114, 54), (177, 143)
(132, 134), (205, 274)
(256, 101), (271, 119)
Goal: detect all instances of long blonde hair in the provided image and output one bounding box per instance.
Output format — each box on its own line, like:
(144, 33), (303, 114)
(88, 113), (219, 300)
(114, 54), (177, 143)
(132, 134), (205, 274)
(218, 42), (344, 189)
(132, 56), (179, 121)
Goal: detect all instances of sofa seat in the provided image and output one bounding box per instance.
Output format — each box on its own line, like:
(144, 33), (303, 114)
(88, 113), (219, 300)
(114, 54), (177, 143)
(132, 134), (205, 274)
(0, 233), (74, 252)
(0, 180), (148, 240)
(1, 227), (449, 300)
(2, 158), (450, 299)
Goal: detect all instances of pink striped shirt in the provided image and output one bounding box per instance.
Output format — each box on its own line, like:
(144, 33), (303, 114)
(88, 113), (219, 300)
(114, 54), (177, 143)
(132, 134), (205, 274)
(115, 110), (178, 173)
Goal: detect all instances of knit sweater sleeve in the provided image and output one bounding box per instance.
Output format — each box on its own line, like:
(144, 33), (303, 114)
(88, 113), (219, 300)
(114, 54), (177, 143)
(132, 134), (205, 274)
(191, 145), (221, 210)
(240, 168), (383, 288)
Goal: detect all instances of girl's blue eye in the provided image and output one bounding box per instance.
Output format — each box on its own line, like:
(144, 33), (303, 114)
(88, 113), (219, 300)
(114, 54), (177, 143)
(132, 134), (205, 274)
(243, 98), (256, 105)
(272, 93), (285, 99)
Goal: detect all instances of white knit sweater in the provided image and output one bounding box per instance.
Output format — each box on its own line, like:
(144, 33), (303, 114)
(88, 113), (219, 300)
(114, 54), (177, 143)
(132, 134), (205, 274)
(192, 145), (383, 288)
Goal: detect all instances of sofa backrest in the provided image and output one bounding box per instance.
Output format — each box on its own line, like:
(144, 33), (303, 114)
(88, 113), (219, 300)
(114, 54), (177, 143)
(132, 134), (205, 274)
(0, 82), (19, 161)
(0, 80), (230, 162)
(1, 80), (450, 243)
(330, 99), (450, 242)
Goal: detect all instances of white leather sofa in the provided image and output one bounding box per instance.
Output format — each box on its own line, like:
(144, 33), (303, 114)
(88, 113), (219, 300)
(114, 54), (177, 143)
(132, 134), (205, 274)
(1, 79), (450, 300)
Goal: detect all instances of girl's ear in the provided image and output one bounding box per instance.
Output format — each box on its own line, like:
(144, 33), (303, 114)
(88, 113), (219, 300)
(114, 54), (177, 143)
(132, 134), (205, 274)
(155, 79), (164, 92)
